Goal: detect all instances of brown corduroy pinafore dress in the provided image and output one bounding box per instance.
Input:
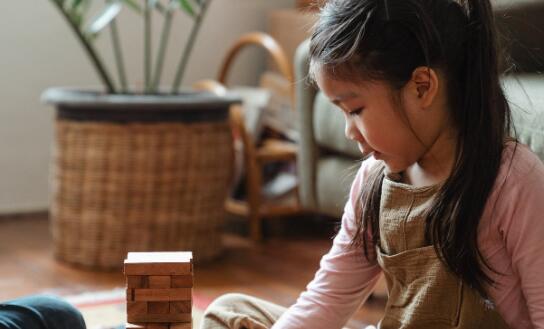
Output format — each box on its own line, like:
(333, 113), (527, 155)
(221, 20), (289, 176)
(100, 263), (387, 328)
(376, 174), (510, 329)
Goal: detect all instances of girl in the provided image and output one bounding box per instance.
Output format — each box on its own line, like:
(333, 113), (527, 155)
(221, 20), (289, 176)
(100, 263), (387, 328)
(200, 0), (544, 328)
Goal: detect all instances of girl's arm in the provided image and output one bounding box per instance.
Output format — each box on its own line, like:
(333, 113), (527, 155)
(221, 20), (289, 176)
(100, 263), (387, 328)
(499, 147), (544, 328)
(272, 159), (382, 329)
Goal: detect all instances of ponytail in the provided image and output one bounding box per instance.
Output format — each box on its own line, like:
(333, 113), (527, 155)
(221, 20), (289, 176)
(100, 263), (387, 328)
(426, 0), (512, 299)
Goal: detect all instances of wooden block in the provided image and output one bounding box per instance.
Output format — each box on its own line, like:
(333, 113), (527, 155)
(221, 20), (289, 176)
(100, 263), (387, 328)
(170, 323), (193, 329)
(127, 275), (148, 288)
(128, 313), (192, 323)
(134, 288), (192, 301)
(127, 252), (193, 263)
(170, 301), (191, 314)
(127, 301), (148, 316)
(126, 324), (170, 329)
(147, 324), (170, 329)
(127, 288), (134, 301)
(148, 301), (170, 314)
(124, 252), (193, 276)
(171, 275), (193, 288)
(148, 276), (171, 288)
(124, 263), (192, 276)
(127, 324), (192, 329)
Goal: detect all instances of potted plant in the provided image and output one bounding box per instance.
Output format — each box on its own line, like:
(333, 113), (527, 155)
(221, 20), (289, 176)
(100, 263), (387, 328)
(42, 0), (239, 269)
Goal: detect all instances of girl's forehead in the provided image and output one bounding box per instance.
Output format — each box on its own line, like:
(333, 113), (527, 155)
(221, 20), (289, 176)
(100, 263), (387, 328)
(315, 70), (377, 98)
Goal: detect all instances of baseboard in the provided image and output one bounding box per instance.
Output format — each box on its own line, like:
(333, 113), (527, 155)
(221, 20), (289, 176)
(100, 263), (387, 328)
(0, 203), (48, 217)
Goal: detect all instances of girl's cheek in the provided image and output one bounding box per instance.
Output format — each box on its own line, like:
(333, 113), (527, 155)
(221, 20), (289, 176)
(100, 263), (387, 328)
(354, 119), (367, 135)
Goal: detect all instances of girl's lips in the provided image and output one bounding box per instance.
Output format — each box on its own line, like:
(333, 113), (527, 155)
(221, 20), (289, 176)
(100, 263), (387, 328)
(358, 143), (381, 160)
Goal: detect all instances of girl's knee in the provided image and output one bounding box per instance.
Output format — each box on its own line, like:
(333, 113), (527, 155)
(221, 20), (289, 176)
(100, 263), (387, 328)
(1, 295), (86, 329)
(205, 293), (252, 312)
(21, 295), (85, 329)
(201, 294), (273, 329)
(25, 295), (79, 313)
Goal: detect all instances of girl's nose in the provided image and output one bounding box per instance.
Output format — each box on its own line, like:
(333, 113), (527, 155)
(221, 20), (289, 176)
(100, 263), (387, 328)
(344, 118), (359, 141)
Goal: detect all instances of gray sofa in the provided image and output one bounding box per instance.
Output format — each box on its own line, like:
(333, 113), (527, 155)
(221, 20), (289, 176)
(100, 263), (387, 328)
(294, 1), (544, 218)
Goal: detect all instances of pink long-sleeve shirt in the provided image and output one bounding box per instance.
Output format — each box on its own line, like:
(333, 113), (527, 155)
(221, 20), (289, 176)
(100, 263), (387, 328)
(273, 143), (544, 329)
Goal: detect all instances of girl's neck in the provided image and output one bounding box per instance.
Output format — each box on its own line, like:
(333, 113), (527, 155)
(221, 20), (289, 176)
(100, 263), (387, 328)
(402, 127), (457, 188)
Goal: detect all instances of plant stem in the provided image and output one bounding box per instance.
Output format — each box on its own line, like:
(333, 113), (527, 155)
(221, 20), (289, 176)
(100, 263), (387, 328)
(151, 9), (173, 93)
(171, 0), (211, 93)
(110, 19), (128, 93)
(50, 0), (116, 93)
(144, 0), (152, 93)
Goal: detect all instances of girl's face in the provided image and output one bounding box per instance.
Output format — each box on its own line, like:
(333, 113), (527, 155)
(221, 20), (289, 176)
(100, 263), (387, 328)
(315, 70), (435, 174)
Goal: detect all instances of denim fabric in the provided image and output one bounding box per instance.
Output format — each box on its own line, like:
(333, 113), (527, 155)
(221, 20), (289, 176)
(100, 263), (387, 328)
(0, 295), (86, 329)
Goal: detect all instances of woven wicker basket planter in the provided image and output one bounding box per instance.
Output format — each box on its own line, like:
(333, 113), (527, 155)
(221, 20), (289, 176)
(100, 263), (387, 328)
(43, 88), (239, 269)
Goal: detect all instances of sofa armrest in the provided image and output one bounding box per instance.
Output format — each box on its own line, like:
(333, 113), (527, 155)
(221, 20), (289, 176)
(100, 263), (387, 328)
(295, 39), (319, 210)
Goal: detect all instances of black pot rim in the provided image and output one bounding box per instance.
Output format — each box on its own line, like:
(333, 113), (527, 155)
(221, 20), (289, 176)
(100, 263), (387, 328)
(41, 87), (241, 111)
(42, 87), (241, 123)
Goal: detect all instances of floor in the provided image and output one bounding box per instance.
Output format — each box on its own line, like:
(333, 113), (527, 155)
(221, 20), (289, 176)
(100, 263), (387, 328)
(0, 212), (385, 328)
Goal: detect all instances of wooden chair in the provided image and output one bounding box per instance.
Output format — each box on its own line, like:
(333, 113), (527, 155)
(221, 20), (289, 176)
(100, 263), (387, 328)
(193, 32), (303, 242)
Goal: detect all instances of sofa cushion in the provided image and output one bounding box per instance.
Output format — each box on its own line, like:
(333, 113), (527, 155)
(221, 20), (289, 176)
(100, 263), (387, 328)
(315, 156), (359, 217)
(503, 74), (544, 161)
(313, 91), (361, 159)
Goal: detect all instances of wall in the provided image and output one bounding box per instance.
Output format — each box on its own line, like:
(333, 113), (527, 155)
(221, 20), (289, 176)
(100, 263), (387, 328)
(0, 0), (294, 213)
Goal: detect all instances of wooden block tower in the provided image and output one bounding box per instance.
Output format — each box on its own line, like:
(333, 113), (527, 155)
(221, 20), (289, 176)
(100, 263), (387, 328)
(124, 252), (193, 329)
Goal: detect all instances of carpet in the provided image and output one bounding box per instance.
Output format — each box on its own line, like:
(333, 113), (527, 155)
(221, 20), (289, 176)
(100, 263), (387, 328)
(65, 288), (211, 329)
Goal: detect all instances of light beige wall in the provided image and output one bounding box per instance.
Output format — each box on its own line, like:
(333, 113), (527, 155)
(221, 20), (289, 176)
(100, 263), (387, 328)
(0, 0), (294, 213)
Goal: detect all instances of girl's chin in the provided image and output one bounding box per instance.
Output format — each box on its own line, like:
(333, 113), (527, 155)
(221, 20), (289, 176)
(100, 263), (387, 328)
(383, 161), (412, 178)
(358, 145), (378, 160)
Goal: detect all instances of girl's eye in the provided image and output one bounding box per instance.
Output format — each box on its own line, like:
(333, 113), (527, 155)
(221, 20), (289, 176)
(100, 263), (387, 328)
(349, 108), (364, 116)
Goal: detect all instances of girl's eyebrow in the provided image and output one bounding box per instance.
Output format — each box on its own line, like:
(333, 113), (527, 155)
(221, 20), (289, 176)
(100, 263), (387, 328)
(332, 92), (359, 105)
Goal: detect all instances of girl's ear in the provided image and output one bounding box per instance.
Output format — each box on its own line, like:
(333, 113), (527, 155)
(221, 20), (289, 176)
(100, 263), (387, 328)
(410, 66), (439, 109)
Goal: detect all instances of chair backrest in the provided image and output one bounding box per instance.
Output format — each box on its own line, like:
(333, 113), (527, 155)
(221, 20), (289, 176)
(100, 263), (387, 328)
(217, 31), (295, 105)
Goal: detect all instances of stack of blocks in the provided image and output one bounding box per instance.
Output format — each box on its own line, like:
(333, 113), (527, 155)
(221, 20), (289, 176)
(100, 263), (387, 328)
(124, 252), (194, 329)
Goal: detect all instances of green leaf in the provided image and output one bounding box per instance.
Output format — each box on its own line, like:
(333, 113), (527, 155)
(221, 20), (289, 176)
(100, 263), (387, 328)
(72, 12), (83, 26)
(80, 0), (92, 15)
(69, 0), (91, 26)
(72, 0), (84, 8)
(121, 0), (143, 14)
(65, 0), (84, 14)
(178, 0), (195, 17)
(85, 2), (123, 37)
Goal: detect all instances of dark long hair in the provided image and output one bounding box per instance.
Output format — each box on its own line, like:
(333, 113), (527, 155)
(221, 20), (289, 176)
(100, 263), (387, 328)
(309, 0), (513, 299)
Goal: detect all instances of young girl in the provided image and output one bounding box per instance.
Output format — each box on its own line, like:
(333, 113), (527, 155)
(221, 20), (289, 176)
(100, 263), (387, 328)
(200, 0), (544, 328)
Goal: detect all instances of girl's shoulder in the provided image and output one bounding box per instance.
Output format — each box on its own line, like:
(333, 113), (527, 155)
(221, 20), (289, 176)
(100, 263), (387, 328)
(498, 141), (544, 186)
(478, 142), (543, 245)
(351, 142), (544, 206)
(485, 141), (544, 219)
